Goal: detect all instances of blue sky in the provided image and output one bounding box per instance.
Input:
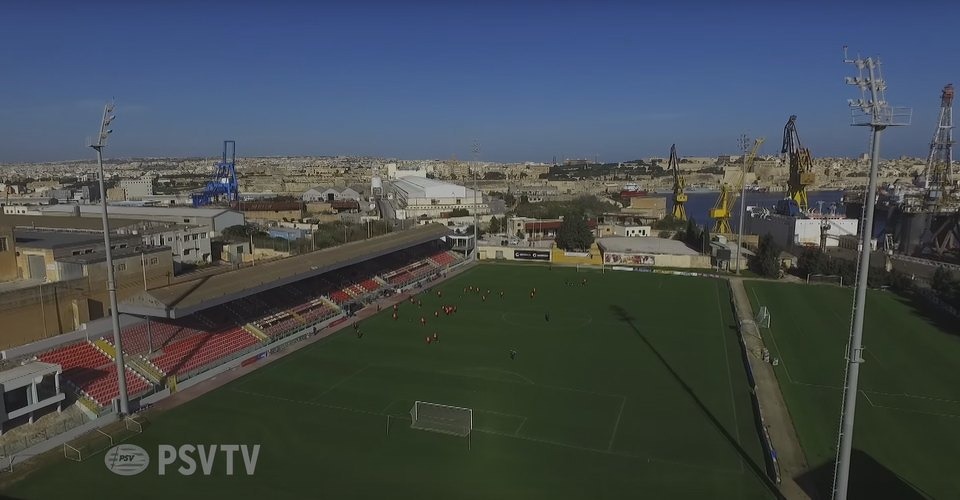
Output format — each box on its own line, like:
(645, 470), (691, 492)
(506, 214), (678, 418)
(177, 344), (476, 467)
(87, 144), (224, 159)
(1, 1), (957, 163)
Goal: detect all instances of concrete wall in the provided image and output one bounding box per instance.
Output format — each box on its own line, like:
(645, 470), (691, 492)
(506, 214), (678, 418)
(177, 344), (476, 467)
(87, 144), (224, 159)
(477, 245), (552, 262)
(601, 251), (711, 269)
(0, 251), (173, 349)
(0, 226), (18, 282)
(550, 243), (603, 265)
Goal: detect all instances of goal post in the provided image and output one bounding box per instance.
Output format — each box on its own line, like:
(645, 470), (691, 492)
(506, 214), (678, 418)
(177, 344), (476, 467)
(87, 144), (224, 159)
(807, 274), (843, 286)
(409, 401), (473, 440)
(756, 306), (771, 328)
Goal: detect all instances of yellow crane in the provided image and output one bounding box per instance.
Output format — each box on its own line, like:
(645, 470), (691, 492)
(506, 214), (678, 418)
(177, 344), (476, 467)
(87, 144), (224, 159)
(710, 137), (764, 233)
(781, 115), (816, 212)
(669, 144), (687, 220)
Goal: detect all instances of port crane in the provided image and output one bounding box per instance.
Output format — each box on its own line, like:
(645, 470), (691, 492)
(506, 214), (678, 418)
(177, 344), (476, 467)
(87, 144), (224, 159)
(669, 144), (687, 221)
(710, 137), (764, 234)
(781, 115), (816, 213)
(192, 140), (240, 208)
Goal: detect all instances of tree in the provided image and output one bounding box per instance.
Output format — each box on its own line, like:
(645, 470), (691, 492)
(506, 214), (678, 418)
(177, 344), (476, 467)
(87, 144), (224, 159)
(489, 216), (501, 233)
(701, 226), (712, 254)
(450, 208), (469, 217)
(48, 198), (59, 205)
(751, 234), (782, 278)
(555, 212), (594, 251)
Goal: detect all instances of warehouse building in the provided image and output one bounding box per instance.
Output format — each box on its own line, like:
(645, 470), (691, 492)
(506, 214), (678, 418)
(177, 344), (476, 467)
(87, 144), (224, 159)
(389, 177), (489, 220)
(38, 205), (244, 232)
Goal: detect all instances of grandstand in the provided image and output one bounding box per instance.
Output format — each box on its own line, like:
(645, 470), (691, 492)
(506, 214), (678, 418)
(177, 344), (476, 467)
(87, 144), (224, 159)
(5, 224), (464, 416)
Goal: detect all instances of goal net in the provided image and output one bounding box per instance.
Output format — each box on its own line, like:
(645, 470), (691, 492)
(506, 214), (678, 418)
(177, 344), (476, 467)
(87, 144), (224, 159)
(755, 306), (771, 328)
(409, 401), (473, 438)
(807, 274), (843, 286)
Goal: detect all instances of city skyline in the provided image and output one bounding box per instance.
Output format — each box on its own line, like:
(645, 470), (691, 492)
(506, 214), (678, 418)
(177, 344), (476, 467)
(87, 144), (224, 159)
(2, 1), (958, 163)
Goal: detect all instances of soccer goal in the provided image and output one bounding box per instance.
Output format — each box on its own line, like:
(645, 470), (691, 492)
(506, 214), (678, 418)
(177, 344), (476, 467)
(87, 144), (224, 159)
(410, 401), (473, 447)
(756, 306), (771, 328)
(807, 274), (843, 286)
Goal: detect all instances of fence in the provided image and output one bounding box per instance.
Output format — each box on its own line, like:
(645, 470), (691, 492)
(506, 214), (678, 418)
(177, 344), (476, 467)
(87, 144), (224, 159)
(726, 280), (782, 486)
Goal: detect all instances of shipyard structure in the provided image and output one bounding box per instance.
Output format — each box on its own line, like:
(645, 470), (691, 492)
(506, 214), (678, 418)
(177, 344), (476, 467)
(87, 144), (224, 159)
(844, 84), (960, 260)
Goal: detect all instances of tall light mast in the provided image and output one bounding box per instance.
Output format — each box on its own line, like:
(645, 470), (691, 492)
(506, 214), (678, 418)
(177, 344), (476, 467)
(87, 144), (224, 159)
(832, 47), (910, 500)
(91, 102), (130, 416)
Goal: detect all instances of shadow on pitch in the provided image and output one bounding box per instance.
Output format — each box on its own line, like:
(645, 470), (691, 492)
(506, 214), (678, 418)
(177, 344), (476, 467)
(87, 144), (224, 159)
(796, 449), (928, 500)
(610, 304), (784, 499)
(900, 291), (959, 340)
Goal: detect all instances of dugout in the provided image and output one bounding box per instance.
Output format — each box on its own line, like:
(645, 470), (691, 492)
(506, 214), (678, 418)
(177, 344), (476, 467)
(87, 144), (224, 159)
(0, 361), (65, 434)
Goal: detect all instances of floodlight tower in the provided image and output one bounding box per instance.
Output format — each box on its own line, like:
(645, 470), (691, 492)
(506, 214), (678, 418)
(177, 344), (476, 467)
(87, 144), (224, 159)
(472, 141), (480, 261)
(832, 47), (911, 500)
(91, 102), (130, 416)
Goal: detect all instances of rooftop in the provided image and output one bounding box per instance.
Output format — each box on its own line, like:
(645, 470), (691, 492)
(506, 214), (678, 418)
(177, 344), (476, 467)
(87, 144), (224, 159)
(597, 237), (700, 256)
(15, 230), (117, 250)
(0, 214), (141, 231)
(392, 177), (475, 199)
(0, 361), (60, 388)
(39, 205), (238, 219)
(57, 245), (169, 265)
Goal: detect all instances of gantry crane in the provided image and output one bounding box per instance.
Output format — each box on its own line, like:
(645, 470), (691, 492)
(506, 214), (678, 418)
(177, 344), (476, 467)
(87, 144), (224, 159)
(192, 140), (240, 208)
(710, 137), (764, 233)
(781, 115), (816, 213)
(669, 144), (687, 220)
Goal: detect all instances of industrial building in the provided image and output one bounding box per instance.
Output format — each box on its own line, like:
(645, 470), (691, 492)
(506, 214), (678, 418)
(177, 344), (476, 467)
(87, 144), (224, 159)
(388, 177), (489, 220)
(37, 205), (244, 232)
(744, 211), (858, 249)
(301, 185), (366, 203)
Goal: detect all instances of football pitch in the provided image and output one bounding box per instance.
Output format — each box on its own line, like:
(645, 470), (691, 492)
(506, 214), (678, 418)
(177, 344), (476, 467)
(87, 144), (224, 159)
(6, 265), (777, 500)
(745, 281), (960, 499)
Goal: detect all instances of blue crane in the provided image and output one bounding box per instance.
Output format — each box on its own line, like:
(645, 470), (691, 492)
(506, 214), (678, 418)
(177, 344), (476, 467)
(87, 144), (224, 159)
(192, 140), (240, 207)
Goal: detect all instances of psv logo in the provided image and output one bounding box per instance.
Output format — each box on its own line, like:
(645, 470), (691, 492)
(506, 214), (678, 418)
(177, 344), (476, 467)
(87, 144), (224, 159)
(104, 444), (151, 476)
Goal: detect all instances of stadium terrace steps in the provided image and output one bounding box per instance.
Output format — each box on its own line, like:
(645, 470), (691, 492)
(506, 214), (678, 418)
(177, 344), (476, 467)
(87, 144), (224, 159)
(243, 323), (271, 342)
(92, 339), (116, 359)
(128, 357), (164, 384)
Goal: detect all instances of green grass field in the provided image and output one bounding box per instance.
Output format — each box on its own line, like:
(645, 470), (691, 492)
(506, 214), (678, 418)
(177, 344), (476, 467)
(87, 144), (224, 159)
(745, 281), (960, 499)
(6, 265), (776, 500)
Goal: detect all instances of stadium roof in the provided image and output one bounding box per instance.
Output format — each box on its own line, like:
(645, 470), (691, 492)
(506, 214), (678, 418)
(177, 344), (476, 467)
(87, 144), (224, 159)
(597, 237), (700, 256)
(120, 223), (452, 319)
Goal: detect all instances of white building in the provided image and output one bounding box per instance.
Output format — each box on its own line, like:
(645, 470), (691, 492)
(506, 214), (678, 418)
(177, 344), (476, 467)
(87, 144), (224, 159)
(302, 185), (363, 203)
(118, 179), (154, 200)
(390, 177), (489, 219)
(745, 213), (859, 248)
(140, 225), (213, 266)
(613, 225), (652, 237)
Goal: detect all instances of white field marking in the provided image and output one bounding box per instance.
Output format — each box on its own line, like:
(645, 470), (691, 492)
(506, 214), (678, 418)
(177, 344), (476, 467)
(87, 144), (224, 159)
(607, 396), (627, 452)
(232, 387), (744, 476)
(309, 363), (370, 402)
(715, 283), (743, 473)
(515, 416), (528, 436)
